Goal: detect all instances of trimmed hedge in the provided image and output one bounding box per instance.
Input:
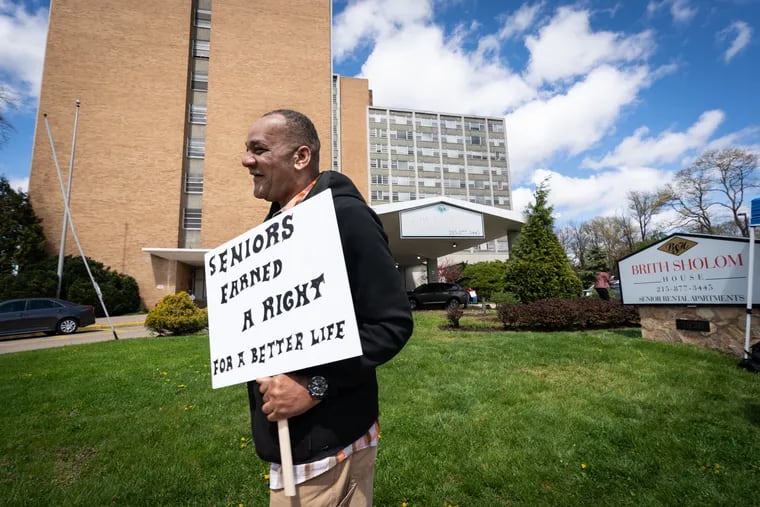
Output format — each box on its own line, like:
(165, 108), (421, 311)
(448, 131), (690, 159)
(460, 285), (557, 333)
(145, 292), (208, 336)
(497, 298), (639, 331)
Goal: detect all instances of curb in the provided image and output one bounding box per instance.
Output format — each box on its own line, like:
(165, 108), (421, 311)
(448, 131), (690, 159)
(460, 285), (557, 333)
(90, 322), (146, 330)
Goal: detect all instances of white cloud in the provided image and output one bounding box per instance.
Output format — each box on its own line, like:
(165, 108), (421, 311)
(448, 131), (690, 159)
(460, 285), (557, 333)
(0, 1), (48, 102)
(524, 7), (655, 85)
(332, 0), (432, 62)
(498, 2), (544, 40)
(647, 0), (697, 24)
(7, 175), (28, 193)
(358, 23), (535, 115)
(583, 110), (725, 170)
(506, 64), (652, 180)
(514, 165), (675, 224)
(718, 20), (752, 63)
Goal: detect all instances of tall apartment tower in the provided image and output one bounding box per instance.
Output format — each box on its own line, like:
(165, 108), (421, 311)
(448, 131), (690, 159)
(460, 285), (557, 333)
(365, 107), (513, 262)
(28, 0), (346, 307)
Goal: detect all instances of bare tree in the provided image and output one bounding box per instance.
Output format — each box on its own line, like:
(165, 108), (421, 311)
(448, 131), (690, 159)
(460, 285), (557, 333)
(557, 221), (591, 268)
(705, 148), (758, 237)
(667, 160), (716, 234)
(617, 214), (637, 253)
(587, 216), (629, 272)
(668, 147), (758, 236)
(627, 189), (670, 241)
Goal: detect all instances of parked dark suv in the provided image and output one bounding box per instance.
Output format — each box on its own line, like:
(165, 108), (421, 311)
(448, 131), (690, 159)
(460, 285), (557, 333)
(0, 298), (96, 337)
(407, 283), (469, 310)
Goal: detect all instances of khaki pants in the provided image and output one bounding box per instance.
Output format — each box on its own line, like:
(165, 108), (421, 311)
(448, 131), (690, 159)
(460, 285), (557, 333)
(269, 446), (377, 507)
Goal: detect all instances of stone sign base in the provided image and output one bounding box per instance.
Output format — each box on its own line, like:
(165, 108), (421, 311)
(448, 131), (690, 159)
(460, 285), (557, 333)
(639, 305), (760, 356)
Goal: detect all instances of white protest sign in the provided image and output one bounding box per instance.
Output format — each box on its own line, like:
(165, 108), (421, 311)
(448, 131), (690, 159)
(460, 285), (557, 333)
(204, 189), (362, 389)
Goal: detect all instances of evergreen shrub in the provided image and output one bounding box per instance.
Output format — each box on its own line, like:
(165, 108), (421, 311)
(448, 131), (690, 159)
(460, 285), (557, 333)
(145, 292), (208, 336)
(497, 298), (639, 331)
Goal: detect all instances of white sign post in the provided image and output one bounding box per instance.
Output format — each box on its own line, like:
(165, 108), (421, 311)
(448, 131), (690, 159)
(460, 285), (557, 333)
(204, 190), (362, 496)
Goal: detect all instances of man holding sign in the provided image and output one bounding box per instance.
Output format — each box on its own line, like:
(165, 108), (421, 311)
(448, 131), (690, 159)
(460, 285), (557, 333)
(240, 109), (413, 506)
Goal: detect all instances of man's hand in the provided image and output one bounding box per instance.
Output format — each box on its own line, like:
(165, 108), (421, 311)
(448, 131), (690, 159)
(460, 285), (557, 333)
(257, 374), (321, 422)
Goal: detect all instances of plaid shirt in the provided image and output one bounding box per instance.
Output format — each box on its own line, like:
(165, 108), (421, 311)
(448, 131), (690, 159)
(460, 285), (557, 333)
(269, 421), (379, 490)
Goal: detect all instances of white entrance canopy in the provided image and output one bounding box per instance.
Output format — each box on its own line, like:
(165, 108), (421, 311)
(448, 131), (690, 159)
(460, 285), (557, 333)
(143, 198), (524, 268)
(372, 196), (524, 266)
(142, 247), (208, 266)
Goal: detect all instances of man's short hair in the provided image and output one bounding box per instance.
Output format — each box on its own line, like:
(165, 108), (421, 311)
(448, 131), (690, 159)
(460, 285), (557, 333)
(264, 109), (321, 156)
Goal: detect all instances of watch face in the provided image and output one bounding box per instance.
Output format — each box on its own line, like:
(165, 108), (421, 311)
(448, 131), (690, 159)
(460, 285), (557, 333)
(308, 376), (328, 399)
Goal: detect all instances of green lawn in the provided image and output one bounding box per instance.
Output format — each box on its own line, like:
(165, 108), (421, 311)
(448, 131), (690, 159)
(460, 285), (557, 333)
(1, 310), (758, 506)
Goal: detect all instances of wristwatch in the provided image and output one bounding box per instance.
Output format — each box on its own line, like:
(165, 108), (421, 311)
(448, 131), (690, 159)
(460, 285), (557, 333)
(307, 375), (328, 400)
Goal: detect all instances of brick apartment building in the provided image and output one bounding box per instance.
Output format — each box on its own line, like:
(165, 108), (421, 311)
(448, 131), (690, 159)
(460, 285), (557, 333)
(29, 0), (522, 308)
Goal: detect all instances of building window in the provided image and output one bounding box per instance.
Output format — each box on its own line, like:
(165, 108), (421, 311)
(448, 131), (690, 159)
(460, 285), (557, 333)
(193, 40), (210, 58)
(187, 138), (205, 158)
(191, 72), (208, 91)
(183, 208), (202, 230)
(185, 175), (204, 193)
(189, 105), (207, 124)
(371, 174), (388, 185)
(194, 8), (211, 28)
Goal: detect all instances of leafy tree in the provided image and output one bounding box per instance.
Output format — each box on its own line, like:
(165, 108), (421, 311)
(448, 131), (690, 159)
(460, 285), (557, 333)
(459, 260), (507, 299)
(437, 261), (464, 283)
(0, 177), (47, 274)
(55, 255), (141, 316)
(504, 181), (582, 302)
(0, 255), (141, 316)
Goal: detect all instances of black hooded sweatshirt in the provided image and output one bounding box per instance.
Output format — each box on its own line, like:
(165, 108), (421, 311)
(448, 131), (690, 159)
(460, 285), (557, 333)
(247, 170), (413, 464)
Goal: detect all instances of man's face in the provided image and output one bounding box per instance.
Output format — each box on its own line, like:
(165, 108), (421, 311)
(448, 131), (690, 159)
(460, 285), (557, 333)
(241, 114), (299, 205)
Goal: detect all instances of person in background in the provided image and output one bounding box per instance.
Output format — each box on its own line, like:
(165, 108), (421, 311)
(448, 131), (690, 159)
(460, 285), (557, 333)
(240, 109), (413, 506)
(467, 288), (478, 304)
(594, 271), (612, 301)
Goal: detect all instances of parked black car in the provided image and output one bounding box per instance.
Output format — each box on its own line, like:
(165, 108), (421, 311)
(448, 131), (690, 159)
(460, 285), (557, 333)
(0, 298), (96, 337)
(407, 283), (469, 310)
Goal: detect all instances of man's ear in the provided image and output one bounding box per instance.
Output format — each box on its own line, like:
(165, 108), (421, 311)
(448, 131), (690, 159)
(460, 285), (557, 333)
(292, 145), (311, 170)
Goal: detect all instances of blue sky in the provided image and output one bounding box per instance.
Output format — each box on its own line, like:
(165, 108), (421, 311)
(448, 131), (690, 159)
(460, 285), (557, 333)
(1, 0), (759, 224)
